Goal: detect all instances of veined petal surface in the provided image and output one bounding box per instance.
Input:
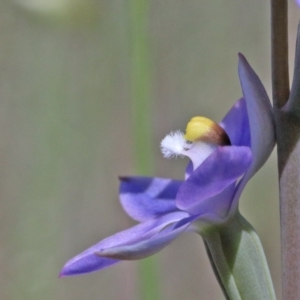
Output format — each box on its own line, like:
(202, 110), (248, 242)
(176, 146), (252, 214)
(120, 177), (181, 222)
(60, 212), (187, 276)
(98, 214), (195, 260)
(188, 183), (236, 220)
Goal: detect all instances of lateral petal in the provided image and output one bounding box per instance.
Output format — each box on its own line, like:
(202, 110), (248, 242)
(119, 176), (181, 222)
(98, 214), (195, 260)
(176, 146), (252, 214)
(59, 212), (187, 276)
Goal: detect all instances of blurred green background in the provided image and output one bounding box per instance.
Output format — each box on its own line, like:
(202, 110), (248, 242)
(0, 0), (299, 299)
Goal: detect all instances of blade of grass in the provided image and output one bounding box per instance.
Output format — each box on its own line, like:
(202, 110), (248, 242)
(129, 1), (161, 299)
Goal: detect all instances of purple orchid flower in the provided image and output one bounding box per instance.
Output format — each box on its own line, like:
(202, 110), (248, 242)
(60, 54), (275, 277)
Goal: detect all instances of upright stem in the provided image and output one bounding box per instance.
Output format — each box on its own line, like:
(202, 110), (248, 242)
(129, 1), (160, 300)
(271, 0), (289, 108)
(270, 1), (300, 299)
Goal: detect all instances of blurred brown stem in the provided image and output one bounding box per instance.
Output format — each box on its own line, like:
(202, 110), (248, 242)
(270, 1), (300, 300)
(271, 0), (289, 108)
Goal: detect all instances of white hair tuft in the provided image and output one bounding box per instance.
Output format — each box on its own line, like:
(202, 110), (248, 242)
(160, 130), (186, 158)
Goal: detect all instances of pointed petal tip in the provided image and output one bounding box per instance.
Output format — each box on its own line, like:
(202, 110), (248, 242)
(58, 266), (72, 278)
(238, 52), (245, 60)
(58, 267), (88, 278)
(238, 53), (251, 71)
(237, 51), (275, 175)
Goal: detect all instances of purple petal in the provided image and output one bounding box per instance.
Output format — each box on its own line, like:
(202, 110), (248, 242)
(225, 55), (276, 219)
(97, 214), (195, 260)
(187, 183), (236, 219)
(221, 55), (276, 219)
(238, 54), (275, 177)
(176, 146), (252, 214)
(220, 98), (251, 147)
(119, 177), (182, 222)
(59, 256), (118, 277)
(59, 212), (187, 276)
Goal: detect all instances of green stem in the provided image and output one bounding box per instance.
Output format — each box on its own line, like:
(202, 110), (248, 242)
(130, 0), (154, 173)
(129, 1), (160, 300)
(202, 212), (276, 300)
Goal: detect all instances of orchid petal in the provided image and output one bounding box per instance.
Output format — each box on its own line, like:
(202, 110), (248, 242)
(97, 214), (195, 260)
(238, 54), (275, 177)
(188, 183), (236, 219)
(119, 177), (181, 222)
(59, 212), (187, 276)
(220, 98), (251, 147)
(59, 255), (118, 277)
(176, 146), (252, 214)
(225, 55), (276, 218)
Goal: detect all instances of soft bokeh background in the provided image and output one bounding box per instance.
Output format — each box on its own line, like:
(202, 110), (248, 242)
(0, 0), (299, 299)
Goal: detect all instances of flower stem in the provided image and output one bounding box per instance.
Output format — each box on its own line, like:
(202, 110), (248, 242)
(271, 0), (289, 108)
(270, 1), (300, 299)
(202, 212), (276, 300)
(274, 25), (300, 300)
(129, 1), (160, 300)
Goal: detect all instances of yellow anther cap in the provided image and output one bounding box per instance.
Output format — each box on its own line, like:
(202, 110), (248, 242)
(184, 116), (231, 145)
(184, 117), (215, 142)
